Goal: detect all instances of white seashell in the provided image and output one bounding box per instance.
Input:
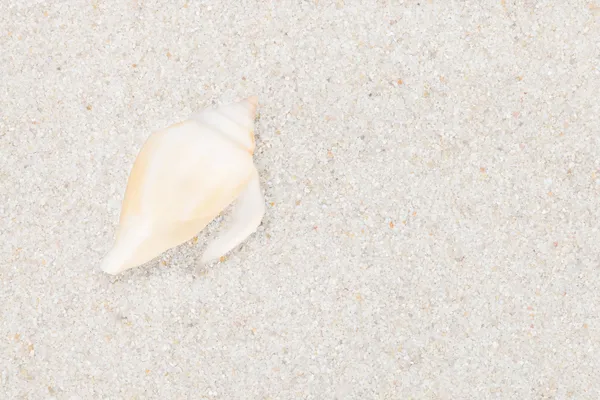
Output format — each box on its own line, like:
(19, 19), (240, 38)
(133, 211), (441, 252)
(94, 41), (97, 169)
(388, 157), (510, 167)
(100, 96), (265, 275)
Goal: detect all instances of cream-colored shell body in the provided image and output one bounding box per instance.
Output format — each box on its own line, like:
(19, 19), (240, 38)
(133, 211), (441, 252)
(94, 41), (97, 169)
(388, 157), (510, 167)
(100, 97), (261, 275)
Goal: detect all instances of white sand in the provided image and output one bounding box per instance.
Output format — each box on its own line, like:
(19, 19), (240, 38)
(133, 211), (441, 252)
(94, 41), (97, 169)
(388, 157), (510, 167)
(1, 1), (599, 398)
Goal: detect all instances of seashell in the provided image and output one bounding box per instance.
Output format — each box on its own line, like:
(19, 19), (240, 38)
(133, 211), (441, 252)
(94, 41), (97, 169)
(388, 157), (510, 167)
(100, 96), (265, 275)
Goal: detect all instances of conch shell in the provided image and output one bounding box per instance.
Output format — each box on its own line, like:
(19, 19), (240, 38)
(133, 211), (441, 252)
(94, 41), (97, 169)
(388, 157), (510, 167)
(100, 96), (265, 275)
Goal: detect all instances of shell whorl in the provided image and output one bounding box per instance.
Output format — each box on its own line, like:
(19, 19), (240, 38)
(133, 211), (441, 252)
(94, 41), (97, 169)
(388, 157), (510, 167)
(190, 96), (258, 154)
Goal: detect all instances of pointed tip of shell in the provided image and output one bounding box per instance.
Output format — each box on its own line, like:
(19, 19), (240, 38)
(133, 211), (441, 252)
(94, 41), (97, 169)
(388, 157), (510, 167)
(99, 248), (124, 275)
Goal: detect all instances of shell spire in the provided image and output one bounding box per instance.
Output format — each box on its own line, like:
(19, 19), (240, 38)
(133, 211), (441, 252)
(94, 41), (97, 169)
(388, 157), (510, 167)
(100, 96), (265, 275)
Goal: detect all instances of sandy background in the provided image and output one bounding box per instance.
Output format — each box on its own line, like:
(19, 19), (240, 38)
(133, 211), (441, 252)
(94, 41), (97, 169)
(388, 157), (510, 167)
(2, 0), (600, 398)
